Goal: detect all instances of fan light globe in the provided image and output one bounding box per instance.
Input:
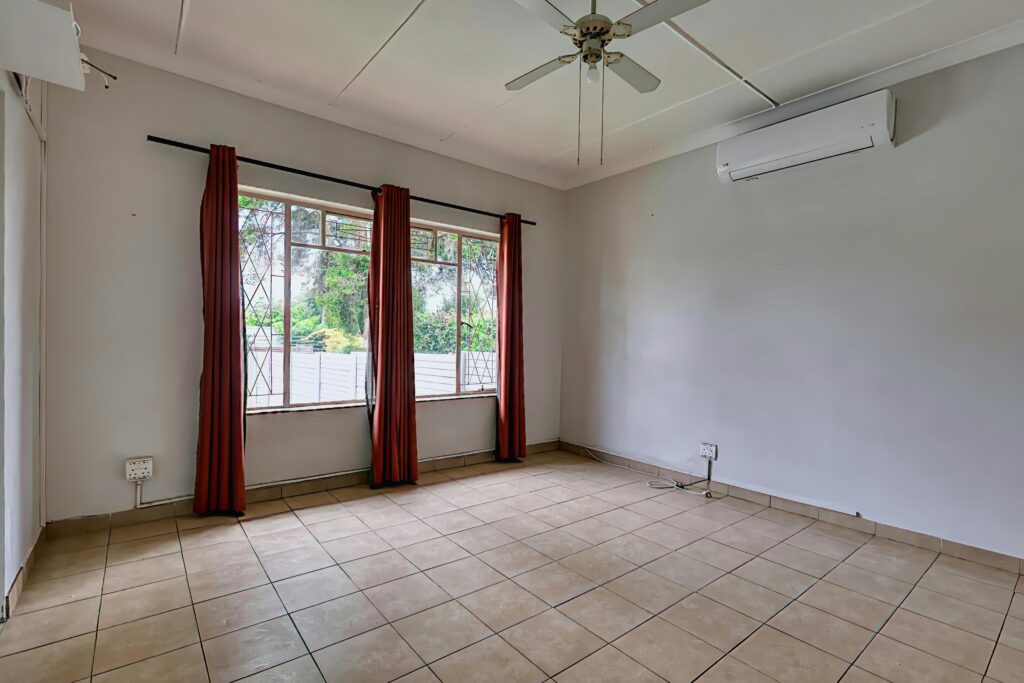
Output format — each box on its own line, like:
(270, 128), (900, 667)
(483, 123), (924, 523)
(586, 64), (601, 84)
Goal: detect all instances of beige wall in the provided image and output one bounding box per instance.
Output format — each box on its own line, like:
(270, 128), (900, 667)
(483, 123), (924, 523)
(44, 52), (565, 520)
(561, 45), (1024, 558)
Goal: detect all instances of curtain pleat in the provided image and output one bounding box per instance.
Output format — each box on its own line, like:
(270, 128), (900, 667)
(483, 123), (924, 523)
(194, 145), (247, 514)
(367, 185), (419, 486)
(496, 213), (527, 461)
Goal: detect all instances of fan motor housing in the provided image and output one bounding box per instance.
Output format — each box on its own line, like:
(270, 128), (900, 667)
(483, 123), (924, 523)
(573, 14), (613, 48)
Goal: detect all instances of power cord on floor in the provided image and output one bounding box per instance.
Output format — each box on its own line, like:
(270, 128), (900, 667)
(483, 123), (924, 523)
(582, 447), (714, 498)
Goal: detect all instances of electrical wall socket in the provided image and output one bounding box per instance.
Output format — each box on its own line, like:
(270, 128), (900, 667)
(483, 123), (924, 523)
(699, 442), (718, 461)
(125, 456), (154, 481)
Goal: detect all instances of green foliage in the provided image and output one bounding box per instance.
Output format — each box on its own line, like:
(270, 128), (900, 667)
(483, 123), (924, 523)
(244, 307), (284, 334)
(290, 308), (322, 341)
(415, 309), (457, 353)
(304, 327), (365, 353)
(318, 253), (369, 334)
(289, 251), (369, 352)
(240, 195), (498, 358)
(462, 313), (498, 352)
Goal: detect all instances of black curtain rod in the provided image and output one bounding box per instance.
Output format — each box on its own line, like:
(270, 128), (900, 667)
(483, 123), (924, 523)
(147, 135), (537, 226)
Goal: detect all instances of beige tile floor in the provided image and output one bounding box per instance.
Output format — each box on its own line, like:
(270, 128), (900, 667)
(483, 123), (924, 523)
(2, 451), (1023, 682)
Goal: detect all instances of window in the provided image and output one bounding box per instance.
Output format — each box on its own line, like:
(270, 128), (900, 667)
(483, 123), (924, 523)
(240, 192), (497, 411)
(239, 196), (286, 408)
(409, 228), (499, 397)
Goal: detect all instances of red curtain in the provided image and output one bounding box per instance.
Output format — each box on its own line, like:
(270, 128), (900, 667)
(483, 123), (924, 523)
(496, 213), (526, 461)
(193, 145), (247, 514)
(368, 185), (419, 486)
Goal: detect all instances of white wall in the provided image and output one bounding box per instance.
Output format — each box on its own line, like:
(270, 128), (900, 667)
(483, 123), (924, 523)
(562, 45), (1024, 558)
(42, 42), (1024, 561)
(44, 51), (565, 521)
(1, 74), (44, 596)
(244, 397), (498, 485)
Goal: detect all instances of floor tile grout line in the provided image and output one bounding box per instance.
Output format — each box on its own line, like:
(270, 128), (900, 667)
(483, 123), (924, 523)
(92, 575), (193, 631)
(816, 571), (911, 609)
(393, 467), (676, 678)
(836, 552), (943, 683)
(249, 501), (856, 679)
(908, 578), (1014, 616)
(388, 611), (462, 678)
(73, 583), (365, 675)
(245, 524), (330, 683)
(89, 641), (203, 680)
(0, 509), (790, 634)
(661, 504), (919, 679)
(982, 586), (1011, 679)
(877, 606), (1003, 677)
(237, 530), (399, 626)
(231, 507), (522, 673)
(491, 600), (608, 681)
(656, 514), (839, 682)
(793, 542), (950, 678)
(9, 580), (105, 617)
(12, 454), (1014, 682)
(511, 489), (791, 680)
(35, 540), (201, 678)
(176, 516), (215, 683)
(559, 496), (828, 679)
(735, 548), (901, 641)
(87, 535), (110, 678)
(926, 560), (1021, 593)
(555, 606), (671, 681)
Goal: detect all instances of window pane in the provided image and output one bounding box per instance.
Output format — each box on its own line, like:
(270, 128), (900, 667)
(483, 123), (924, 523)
(412, 262), (457, 396)
(290, 247), (369, 404)
(410, 228), (435, 261)
(240, 196), (285, 408)
(437, 232), (458, 263)
(326, 213), (371, 251)
(461, 237), (498, 392)
(291, 205), (321, 245)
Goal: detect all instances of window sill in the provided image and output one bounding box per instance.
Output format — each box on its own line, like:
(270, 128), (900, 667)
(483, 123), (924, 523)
(247, 392), (496, 417)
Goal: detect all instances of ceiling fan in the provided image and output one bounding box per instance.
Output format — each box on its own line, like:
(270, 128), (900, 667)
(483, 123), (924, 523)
(506, 0), (710, 164)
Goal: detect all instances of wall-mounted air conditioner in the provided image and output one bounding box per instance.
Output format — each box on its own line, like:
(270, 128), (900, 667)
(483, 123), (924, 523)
(0, 0), (84, 90)
(716, 90), (895, 182)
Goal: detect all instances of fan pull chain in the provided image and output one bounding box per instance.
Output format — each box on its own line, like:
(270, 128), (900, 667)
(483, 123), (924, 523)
(577, 57), (583, 166)
(600, 55), (606, 166)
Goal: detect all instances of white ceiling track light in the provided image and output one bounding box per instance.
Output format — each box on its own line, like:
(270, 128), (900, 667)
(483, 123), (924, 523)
(507, 0), (710, 165)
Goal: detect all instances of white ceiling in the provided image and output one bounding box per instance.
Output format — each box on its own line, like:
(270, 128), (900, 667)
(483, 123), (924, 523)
(72, 0), (1024, 189)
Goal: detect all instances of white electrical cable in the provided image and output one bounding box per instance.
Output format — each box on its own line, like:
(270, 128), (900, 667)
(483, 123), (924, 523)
(582, 447), (713, 497)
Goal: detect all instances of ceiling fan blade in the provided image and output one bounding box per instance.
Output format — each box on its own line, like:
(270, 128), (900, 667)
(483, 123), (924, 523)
(605, 52), (660, 93)
(614, 0), (710, 36)
(510, 0), (575, 32)
(505, 53), (579, 91)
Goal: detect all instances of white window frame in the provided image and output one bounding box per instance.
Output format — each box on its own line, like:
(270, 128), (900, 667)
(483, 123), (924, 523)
(241, 190), (498, 414)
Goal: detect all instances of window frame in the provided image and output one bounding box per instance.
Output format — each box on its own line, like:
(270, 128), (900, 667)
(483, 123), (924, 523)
(408, 227), (499, 401)
(242, 190), (498, 414)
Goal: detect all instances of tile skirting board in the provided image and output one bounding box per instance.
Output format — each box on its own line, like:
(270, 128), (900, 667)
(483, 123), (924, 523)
(43, 440), (560, 539)
(558, 439), (1024, 576)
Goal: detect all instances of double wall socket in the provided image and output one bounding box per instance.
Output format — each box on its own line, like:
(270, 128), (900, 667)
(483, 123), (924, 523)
(125, 456), (154, 481)
(699, 442), (718, 461)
